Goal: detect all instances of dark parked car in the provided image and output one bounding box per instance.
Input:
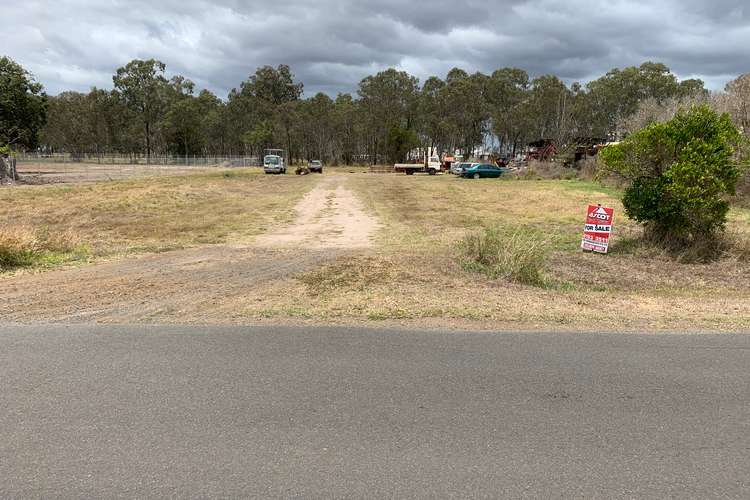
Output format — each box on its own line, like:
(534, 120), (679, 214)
(308, 160), (323, 173)
(461, 163), (511, 179)
(451, 162), (477, 175)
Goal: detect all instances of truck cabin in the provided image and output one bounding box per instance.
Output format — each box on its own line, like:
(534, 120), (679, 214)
(264, 155), (281, 166)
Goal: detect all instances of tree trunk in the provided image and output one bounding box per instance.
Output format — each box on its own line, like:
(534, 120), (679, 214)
(0, 156), (18, 183)
(286, 127), (293, 166)
(145, 121), (151, 164)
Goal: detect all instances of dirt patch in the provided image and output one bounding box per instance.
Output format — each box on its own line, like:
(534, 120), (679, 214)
(254, 176), (379, 249)
(0, 246), (334, 323)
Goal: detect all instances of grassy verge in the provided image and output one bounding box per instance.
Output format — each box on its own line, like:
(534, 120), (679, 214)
(0, 169), (317, 270)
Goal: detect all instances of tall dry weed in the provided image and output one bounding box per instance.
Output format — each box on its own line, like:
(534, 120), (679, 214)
(460, 227), (548, 287)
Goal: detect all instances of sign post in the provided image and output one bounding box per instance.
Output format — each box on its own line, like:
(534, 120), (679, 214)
(581, 204), (614, 254)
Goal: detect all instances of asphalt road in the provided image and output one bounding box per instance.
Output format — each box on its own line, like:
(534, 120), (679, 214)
(1, 324), (749, 498)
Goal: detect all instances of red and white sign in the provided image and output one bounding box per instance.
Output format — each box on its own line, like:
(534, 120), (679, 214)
(581, 205), (614, 254)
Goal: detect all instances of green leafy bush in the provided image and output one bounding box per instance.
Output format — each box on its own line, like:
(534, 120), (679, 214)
(600, 105), (745, 244)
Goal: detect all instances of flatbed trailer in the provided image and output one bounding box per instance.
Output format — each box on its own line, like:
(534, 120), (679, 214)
(393, 156), (443, 175)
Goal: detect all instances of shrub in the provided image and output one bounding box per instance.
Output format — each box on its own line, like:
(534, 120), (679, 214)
(600, 104), (746, 245)
(460, 227), (547, 287)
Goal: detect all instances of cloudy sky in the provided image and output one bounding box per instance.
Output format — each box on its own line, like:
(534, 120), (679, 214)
(5, 0), (749, 98)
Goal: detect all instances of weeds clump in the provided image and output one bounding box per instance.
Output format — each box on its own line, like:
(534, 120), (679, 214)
(0, 226), (87, 271)
(649, 230), (750, 263)
(734, 171), (750, 208)
(518, 161), (578, 181)
(459, 227), (548, 287)
(578, 158), (599, 180)
(609, 226), (750, 263)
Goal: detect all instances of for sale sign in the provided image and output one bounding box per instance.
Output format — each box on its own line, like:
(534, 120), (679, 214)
(581, 205), (614, 254)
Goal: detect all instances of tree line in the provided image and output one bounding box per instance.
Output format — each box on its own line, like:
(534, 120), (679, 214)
(3, 55), (747, 164)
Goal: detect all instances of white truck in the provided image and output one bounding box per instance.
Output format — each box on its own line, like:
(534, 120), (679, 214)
(263, 149), (287, 174)
(394, 155), (443, 176)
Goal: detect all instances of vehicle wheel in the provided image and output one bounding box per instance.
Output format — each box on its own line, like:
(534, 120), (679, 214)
(473, 173), (480, 180)
(428, 168), (436, 176)
(406, 170), (415, 175)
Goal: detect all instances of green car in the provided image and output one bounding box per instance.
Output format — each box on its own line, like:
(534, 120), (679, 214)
(461, 163), (511, 179)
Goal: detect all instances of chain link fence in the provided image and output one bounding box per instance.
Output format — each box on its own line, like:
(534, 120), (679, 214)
(16, 153), (262, 167)
(12, 153), (264, 184)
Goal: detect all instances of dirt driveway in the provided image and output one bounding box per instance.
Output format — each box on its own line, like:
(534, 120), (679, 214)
(255, 176), (378, 249)
(0, 176), (379, 324)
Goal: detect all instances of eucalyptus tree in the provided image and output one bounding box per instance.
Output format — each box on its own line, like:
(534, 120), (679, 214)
(724, 74), (750, 134)
(486, 68), (530, 154)
(0, 56), (47, 149)
(441, 69), (488, 158)
(41, 91), (90, 155)
(525, 75), (575, 145)
(358, 68), (419, 163)
(419, 76), (449, 156)
(228, 64), (303, 157)
(585, 62), (706, 139)
(332, 93), (361, 165)
(112, 59), (169, 159)
(297, 92), (336, 161)
(195, 90), (227, 156)
(163, 96), (205, 157)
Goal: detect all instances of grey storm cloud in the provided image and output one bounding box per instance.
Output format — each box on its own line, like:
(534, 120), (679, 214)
(5, 0), (750, 98)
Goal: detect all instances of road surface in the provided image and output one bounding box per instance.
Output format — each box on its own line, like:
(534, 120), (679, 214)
(1, 324), (748, 498)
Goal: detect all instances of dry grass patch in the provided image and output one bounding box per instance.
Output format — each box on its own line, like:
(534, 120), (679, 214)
(300, 255), (404, 294)
(0, 169), (317, 268)
(347, 174), (750, 277)
(0, 225), (88, 271)
(348, 176), (629, 252)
